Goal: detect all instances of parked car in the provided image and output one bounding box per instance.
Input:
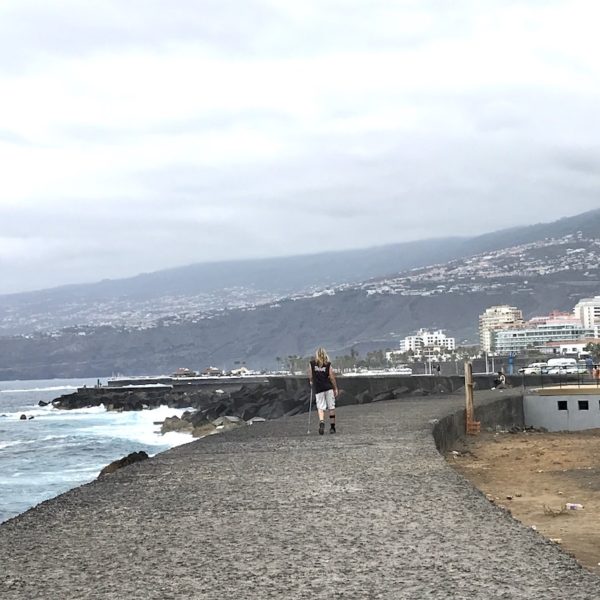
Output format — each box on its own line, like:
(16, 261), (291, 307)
(518, 362), (548, 375)
(546, 365), (587, 376)
(547, 358), (578, 368)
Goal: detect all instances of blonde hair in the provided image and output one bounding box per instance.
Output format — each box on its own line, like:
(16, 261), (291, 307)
(315, 347), (329, 367)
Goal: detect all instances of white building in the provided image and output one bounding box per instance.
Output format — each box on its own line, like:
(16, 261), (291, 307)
(573, 296), (600, 328)
(494, 320), (597, 353)
(540, 341), (600, 356)
(399, 329), (455, 353)
(479, 305), (524, 352)
(525, 390), (600, 432)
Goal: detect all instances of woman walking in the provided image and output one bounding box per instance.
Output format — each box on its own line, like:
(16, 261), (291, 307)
(308, 347), (339, 435)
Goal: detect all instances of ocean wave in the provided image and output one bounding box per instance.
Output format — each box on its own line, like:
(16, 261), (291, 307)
(0, 435), (72, 450)
(6, 404), (108, 419)
(0, 440), (26, 450)
(0, 385), (79, 393)
(73, 405), (194, 446)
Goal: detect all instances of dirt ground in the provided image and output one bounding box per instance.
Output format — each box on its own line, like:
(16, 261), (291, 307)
(448, 429), (600, 574)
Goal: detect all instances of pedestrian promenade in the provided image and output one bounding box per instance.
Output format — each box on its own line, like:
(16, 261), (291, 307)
(1, 392), (599, 599)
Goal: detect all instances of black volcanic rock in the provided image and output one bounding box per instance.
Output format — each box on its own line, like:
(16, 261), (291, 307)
(98, 451), (149, 478)
(160, 416), (193, 434)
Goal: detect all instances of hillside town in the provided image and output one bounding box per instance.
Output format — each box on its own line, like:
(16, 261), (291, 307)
(2, 232), (600, 382)
(169, 294), (600, 376)
(2, 232), (599, 338)
(358, 233), (600, 298)
(379, 295), (600, 373)
(479, 296), (600, 357)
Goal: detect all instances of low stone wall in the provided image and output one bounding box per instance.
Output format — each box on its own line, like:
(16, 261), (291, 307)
(55, 374), (465, 413)
(268, 374), (469, 402)
(432, 392), (524, 454)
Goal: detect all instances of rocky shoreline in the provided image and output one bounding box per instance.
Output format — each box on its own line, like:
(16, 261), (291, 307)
(50, 373), (473, 415)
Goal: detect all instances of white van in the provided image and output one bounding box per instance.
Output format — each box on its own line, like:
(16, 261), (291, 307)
(546, 357), (584, 375)
(546, 358), (577, 367)
(518, 362), (548, 375)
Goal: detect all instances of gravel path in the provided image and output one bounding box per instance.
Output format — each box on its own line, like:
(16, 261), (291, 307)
(1, 392), (600, 599)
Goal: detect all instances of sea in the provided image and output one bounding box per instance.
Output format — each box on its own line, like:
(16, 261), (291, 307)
(0, 378), (194, 524)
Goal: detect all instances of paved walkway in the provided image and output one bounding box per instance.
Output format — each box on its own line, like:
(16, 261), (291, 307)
(1, 393), (600, 599)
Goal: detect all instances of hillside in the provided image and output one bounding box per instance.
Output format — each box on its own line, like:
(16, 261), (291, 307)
(2, 208), (599, 337)
(0, 211), (599, 380)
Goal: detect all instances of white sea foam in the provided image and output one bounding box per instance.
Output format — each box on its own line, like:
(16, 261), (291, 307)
(120, 384), (171, 388)
(6, 404), (108, 420)
(0, 385), (79, 393)
(0, 435), (72, 451)
(0, 440), (25, 450)
(156, 431), (195, 449)
(77, 405), (194, 447)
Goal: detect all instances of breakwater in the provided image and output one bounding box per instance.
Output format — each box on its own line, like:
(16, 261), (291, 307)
(53, 373), (525, 413)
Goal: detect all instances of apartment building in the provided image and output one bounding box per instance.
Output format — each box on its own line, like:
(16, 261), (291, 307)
(399, 329), (456, 353)
(494, 321), (596, 353)
(479, 305), (524, 352)
(573, 296), (600, 328)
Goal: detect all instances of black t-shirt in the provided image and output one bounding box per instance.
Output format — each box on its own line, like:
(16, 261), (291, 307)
(310, 360), (333, 394)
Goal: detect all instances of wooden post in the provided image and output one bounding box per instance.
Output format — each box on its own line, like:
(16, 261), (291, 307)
(465, 360), (480, 435)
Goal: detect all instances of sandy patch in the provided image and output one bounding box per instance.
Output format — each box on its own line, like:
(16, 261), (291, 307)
(448, 429), (600, 574)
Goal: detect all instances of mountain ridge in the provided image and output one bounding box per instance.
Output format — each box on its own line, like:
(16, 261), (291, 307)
(2, 208), (599, 337)
(1, 209), (599, 379)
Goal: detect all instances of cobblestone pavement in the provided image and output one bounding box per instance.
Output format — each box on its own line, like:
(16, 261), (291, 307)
(1, 393), (600, 599)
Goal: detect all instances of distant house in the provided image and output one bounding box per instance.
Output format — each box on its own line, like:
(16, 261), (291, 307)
(229, 366), (251, 376)
(201, 366), (223, 377)
(171, 367), (198, 378)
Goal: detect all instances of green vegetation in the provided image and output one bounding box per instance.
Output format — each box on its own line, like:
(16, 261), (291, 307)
(585, 343), (600, 360)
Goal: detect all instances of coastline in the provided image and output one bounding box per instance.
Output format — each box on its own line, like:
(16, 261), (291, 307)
(2, 390), (600, 599)
(0, 378), (197, 524)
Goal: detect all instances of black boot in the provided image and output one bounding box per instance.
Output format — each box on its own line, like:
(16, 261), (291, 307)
(318, 421), (325, 435)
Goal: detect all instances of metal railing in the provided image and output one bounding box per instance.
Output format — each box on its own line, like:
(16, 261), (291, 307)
(521, 368), (600, 390)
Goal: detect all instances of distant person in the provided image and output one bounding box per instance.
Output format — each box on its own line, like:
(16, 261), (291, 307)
(586, 356), (594, 377)
(436, 364), (441, 376)
(492, 371), (506, 390)
(308, 347), (339, 435)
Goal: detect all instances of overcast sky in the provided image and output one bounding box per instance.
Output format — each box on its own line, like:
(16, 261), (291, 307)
(1, 0), (599, 294)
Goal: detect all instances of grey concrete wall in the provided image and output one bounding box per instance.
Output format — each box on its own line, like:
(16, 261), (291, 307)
(268, 374), (467, 402)
(432, 393), (524, 454)
(524, 394), (600, 431)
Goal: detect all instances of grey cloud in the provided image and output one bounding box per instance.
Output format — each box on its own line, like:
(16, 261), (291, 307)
(552, 147), (600, 176)
(0, 0), (282, 72)
(0, 129), (32, 145)
(0, 0), (496, 73)
(60, 109), (296, 144)
(1, 0), (599, 294)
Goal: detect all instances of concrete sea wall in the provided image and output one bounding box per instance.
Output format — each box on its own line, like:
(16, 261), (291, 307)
(432, 392), (524, 454)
